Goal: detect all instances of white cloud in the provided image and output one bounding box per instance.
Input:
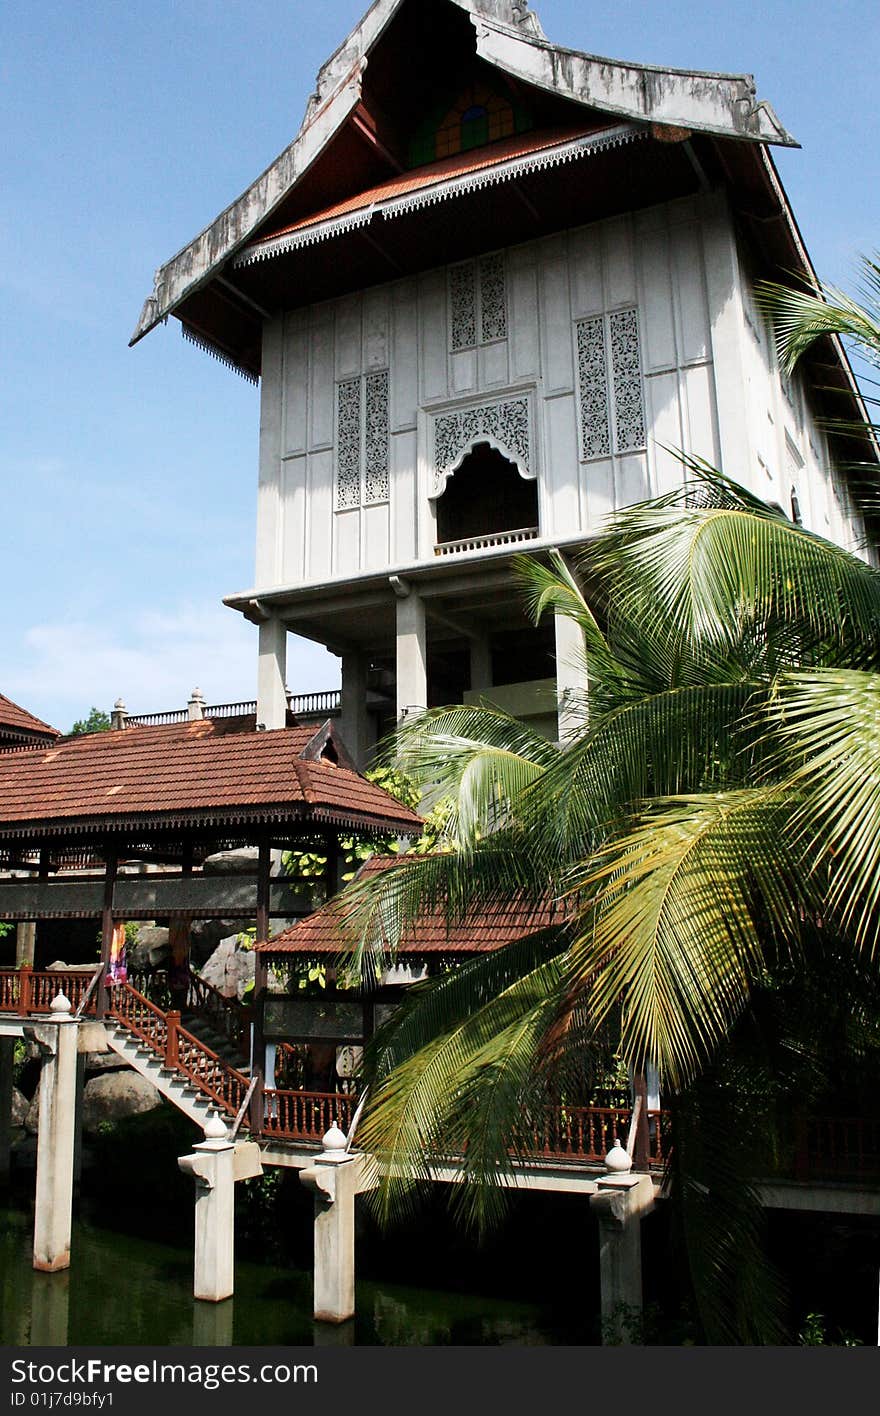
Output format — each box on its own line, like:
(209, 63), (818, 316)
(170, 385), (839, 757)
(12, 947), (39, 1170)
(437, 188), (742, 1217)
(5, 602), (339, 732)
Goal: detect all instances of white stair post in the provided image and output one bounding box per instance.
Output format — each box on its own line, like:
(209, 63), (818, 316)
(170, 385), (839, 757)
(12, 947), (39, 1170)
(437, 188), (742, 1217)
(178, 1115), (237, 1302)
(300, 1124), (360, 1323)
(31, 993), (79, 1272)
(589, 1142), (655, 1344)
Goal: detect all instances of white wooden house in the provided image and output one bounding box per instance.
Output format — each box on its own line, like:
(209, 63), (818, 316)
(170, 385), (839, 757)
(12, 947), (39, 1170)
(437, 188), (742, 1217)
(133, 0), (875, 762)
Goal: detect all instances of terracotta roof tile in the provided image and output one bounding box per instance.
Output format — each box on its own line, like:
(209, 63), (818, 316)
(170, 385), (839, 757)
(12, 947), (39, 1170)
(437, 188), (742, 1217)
(250, 125), (599, 249)
(260, 855), (562, 957)
(0, 693), (59, 741)
(0, 721), (423, 839)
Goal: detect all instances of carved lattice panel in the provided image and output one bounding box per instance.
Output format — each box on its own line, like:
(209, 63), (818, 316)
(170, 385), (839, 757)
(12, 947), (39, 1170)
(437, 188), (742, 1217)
(364, 370), (390, 503)
(609, 309), (646, 453)
(576, 316), (611, 460)
(450, 261), (477, 351)
(479, 253), (507, 343)
(433, 395), (531, 494)
(335, 378), (362, 509)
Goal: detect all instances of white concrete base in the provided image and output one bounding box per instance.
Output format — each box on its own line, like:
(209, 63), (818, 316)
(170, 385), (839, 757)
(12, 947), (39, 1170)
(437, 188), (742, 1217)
(590, 1173), (655, 1344)
(178, 1130), (237, 1302)
(301, 1153), (361, 1324)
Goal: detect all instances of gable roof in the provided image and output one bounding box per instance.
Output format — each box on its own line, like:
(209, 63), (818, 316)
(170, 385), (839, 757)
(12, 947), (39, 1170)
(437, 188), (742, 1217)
(259, 853), (563, 958)
(0, 693), (59, 745)
(0, 719), (423, 842)
(131, 0), (795, 353)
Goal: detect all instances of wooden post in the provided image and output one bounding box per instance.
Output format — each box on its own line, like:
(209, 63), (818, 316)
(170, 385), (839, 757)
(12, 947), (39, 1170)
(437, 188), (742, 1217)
(166, 1011), (181, 1069)
(249, 839), (270, 1134)
(18, 963), (33, 1016)
(633, 1070), (651, 1172)
(96, 854), (118, 1020)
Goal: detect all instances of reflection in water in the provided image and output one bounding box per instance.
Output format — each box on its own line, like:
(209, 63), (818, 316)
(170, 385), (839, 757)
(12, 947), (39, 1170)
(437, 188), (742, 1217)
(0, 1208), (583, 1346)
(30, 1270), (70, 1347)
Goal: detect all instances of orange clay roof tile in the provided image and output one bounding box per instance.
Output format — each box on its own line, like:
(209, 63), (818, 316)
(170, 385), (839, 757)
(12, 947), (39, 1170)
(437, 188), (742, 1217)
(0, 720), (423, 839)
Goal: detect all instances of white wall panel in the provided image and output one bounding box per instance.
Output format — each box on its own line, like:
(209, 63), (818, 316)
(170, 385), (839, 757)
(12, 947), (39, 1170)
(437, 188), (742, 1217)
(602, 217), (636, 308)
(450, 347), (477, 395)
(306, 449), (333, 581)
(419, 270), (447, 404)
(681, 363), (720, 467)
(362, 502), (390, 572)
(645, 372), (684, 496)
(282, 312), (309, 456)
(391, 282), (419, 431)
(363, 289), (389, 370)
(673, 223), (710, 364)
(280, 455), (307, 584)
(639, 225), (677, 373)
(334, 297), (362, 382)
(543, 394), (579, 535)
(308, 311), (334, 450)
(333, 506), (360, 578)
(540, 237), (573, 395)
(569, 225), (602, 317)
(509, 249), (540, 382)
(479, 339), (509, 389)
(391, 428), (418, 564)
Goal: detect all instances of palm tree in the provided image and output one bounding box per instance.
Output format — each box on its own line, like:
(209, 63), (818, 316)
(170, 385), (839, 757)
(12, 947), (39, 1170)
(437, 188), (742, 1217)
(329, 272), (880, 1341)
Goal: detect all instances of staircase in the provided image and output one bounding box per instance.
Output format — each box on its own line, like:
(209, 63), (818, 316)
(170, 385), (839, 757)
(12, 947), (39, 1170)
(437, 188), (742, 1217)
(105, 981), (253, 1130)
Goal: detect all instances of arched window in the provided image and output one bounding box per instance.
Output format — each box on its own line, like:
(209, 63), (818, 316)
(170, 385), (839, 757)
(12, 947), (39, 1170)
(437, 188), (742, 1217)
(436, 442), (539, 547)
(409, 82), (529, 167)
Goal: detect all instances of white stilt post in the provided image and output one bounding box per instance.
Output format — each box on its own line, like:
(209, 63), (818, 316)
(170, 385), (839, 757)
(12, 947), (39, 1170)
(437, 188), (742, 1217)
(590, 1157), (655, 1344)
(301, 1125), (359, 1324)
(32, 994), (78, 1272)
(395, 588), (427, 722)
(178, 1116), (237, 1302)
(339, 652), (372, 769)
(0, 1036), (14, 1184)
(554, 610), (586, 745)
(257, 618), (288, 730)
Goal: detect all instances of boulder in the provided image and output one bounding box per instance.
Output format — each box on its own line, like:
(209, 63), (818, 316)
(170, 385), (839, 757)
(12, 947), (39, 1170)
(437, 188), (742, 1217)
(81, 1070), (161, 1133)
(189, 918), (253, 965)
(198, 934), (255, 1001)
(11, 1087), (28, 1127)
(46, 961), (97, 972)
(202, 848), (259, 876)
(24, 1090), (40, 1134)
(83, 1052), (129, 1075)
(127, 925), (170, 970)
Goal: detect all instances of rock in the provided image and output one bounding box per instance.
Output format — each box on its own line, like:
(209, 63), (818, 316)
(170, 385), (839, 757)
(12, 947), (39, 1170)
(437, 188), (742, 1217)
(202, 848), (259, 875)
(189, 918), (253, 965)
(127, 925), (170, 970)
(83, 1052), (129, 1075)
(25, 1090), (40, 1134)
(46, 961), (97, 972)
(199, 935), (255, 1001)
(11, 1087), (28, 1126)
(81, 1070), (161, 1134)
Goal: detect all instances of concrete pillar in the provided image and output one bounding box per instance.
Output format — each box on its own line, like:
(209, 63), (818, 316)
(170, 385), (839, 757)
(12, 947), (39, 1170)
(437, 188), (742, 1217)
(554, 611), (586, 744)
(188, 687), (206, 721)
(469, 635), (492, 697)
(16, 923), (35, 968)
(300, 1126), (359, 1324)
(31, 994), (78, 1272)
(257, 618), (288, 730)
(73, 1052), (86, 1187)
(110, 698), (128, 730)
(395, 591), (427, 722)
(339, 653), (372, 769)
(590, 1173), (655, 1344)
(178, 1116), (237, 1302)
(0, 1036), (15, 1183)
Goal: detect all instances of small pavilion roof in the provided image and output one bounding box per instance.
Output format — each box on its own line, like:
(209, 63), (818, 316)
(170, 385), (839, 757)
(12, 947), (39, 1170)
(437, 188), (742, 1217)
(0, 694), (59, 746)
(0, 719), (423, 842)
(259, 854), (563, 958)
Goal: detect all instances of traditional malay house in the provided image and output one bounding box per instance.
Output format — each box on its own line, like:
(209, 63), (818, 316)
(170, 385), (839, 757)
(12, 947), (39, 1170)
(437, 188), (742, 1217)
(4, 0), (879, 1334)
(130, 0), (875, 765)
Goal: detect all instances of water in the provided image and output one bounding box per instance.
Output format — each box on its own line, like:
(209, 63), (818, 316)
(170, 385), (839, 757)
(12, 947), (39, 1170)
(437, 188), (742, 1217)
(0, 1207), (586, 1347)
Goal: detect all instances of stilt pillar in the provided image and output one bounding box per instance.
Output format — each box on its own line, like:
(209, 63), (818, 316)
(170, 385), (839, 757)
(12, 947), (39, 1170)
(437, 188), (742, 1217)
(257, 618), (288, 730)
(300, 1126), (359, 1324)
(31, 994), (78, 1272)
(590, 1170), (655, 1344)
(178, 1116), (237, 1302)
(0, 1036), (15, 1184)
(339, 653), (372, 769)
(16, 922), (36, 968)
(554, 610), (586, 744)
(394, 585), (427, 722)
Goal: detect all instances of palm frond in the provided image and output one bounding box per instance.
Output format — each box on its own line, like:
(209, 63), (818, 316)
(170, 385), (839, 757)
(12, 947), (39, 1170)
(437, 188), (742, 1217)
(756, 276), (880, 375)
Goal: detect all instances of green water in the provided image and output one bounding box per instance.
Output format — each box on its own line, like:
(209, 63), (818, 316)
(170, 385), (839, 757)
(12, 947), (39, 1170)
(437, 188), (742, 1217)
(0, 1208), (584, 1347)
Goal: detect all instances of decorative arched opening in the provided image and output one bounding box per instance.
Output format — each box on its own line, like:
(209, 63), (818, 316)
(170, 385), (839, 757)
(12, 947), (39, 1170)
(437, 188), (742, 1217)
(435, 442), (539, 548)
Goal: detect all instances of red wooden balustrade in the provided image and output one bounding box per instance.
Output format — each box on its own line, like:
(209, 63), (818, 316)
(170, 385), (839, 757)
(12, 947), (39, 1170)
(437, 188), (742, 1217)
(0, 967), (94, 1016)
(261, 1088), (355, 1142)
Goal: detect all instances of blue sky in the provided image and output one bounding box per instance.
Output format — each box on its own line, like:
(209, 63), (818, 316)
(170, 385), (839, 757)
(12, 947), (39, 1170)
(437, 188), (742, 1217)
(2, 0), (878, 732)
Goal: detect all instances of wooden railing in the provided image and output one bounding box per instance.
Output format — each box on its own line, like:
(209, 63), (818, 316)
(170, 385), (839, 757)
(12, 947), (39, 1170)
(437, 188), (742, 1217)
(795, 1115), (880, 1181)
(261, 1088), (355, 1142)
(186, 974), (252, 1056)
(108, 982), (250, 1119)
(0, 967), (96, 1016)
(435, 526), (540, 558)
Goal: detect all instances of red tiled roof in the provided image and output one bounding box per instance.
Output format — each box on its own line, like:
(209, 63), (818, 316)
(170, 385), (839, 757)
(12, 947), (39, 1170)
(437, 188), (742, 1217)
(260, 855), (562, 957)
(248, 124), (599, 250)
(0, 693), (59, 741)
(0, 720), (423, 839)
